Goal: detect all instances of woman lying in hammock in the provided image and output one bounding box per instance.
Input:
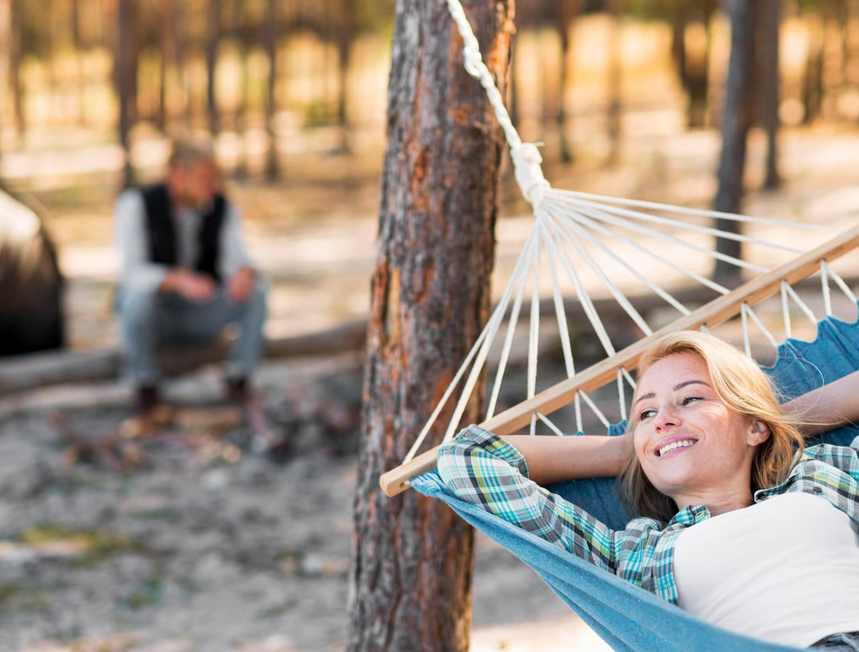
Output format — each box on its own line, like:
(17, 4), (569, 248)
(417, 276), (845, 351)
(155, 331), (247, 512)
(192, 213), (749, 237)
(437, 331), (859, 651)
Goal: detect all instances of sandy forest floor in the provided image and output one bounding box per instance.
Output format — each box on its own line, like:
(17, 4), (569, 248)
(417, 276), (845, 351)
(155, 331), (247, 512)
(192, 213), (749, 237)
(3, 116), (859, 652)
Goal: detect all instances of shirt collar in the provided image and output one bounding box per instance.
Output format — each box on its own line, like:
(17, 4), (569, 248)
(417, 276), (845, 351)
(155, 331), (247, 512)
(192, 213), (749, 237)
(666, 504), (711, 528)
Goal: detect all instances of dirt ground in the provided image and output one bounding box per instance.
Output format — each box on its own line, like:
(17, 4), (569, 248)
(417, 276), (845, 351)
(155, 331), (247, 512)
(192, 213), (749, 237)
(0, 351), (613, 652)
(3, 115), (859, 652)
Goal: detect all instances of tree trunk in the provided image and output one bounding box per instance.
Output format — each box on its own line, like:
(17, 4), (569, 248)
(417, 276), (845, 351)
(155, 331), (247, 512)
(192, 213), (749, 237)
(0, 0), (10, 167)
(158, 0), (172, 134)
(713, 0), (756, 285)
(688, 2), (717, 129)
(235, 34), (251, 178)
(9, 0), (23, 139)
(670, 0), (716, 129)
(346, 0), (513, 650)
(206, 0), (222, 135)
(263, 0), (279, 179)
(557, 0), (578, 163)
(605, 0), (622, 166)
(802, 8), (823, 124)
(115, 0), (135, 186)
(670, 0), (692, 122)
(71, 0), (87, 126)
(170, 0), (190, 124)
(758, 0), (780, 189)
(335, 0), (354, 153)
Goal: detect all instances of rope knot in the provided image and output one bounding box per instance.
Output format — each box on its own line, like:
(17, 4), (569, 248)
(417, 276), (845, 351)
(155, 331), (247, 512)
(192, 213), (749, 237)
(511, 143), (550, 208)
(463, 47), (484, 78)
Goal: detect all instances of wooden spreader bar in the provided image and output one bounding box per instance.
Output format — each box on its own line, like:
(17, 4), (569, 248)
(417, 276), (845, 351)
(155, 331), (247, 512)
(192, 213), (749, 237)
(379, 225), (859, 497)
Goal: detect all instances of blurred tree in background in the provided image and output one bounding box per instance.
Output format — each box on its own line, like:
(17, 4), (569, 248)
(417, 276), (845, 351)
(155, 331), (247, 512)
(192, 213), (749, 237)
(1, 0), (858, 186)
(1, 0), (859, 280)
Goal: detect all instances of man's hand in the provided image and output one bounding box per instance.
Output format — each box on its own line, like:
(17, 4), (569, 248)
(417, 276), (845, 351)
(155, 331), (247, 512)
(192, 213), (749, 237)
(227, 266), (256, 304)
(161, 269), (216, 301)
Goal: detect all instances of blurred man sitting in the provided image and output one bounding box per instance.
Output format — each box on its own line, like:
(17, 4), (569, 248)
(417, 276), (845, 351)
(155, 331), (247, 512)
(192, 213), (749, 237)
(114, 138), (267, 415)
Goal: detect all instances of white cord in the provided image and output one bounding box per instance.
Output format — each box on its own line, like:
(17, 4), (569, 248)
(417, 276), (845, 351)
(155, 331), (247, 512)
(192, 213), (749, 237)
(821, 262), (832, 318)
(555, 200), (730, 295)
(555, 195), (768, 273)
(444, 0), (550, 208)
(536, 412), (566, 437)
(558, 189), (843, 233)
(549, 211), (654, 336)
(824, 262), (858, 304)
(541, 216), (576, 378)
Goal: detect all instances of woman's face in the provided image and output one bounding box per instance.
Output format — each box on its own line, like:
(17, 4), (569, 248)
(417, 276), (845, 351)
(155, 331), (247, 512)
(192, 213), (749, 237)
(632, 352), (764, 511)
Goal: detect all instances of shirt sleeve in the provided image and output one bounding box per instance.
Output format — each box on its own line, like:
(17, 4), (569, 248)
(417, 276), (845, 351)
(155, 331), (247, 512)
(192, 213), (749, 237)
(437, 425), (622, 574)
(218, 203), (254, 281)
(800, 439), (859, 485)
(114, 189), (170, 293)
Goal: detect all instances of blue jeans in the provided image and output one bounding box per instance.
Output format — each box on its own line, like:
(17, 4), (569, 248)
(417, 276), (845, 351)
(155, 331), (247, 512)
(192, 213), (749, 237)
(116, 277), (268, 384)
(810, 632), (859, 651)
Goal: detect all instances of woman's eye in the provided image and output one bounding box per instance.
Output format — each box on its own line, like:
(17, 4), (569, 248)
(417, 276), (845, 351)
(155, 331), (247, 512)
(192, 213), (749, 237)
(681, 395), (702, 406)
(639, 408), (656, 420)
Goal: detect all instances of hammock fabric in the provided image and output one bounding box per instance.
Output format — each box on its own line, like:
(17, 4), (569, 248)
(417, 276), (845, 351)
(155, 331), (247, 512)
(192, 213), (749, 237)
(412, 308), (859, 652)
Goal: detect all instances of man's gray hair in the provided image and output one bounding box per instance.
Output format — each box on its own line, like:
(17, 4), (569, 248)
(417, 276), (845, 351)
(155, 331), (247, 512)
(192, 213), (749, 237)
(167, 138), (217, 171)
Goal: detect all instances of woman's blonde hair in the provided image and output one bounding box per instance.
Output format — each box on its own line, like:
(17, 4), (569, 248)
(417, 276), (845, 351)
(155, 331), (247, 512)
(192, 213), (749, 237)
(617, 331), (804, 522)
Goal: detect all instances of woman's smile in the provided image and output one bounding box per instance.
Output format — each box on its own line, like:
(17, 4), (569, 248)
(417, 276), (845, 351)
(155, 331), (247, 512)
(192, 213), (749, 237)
(632, 352), (763, 511)
(655, 437), (698, 458)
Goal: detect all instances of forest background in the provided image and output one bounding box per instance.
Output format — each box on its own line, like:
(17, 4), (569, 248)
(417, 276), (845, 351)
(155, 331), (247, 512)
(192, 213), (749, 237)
(1, 0), (859, 651)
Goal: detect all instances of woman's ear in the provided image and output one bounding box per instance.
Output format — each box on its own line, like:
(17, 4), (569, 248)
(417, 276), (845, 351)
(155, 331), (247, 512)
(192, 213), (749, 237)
(747, 419), (770, 445)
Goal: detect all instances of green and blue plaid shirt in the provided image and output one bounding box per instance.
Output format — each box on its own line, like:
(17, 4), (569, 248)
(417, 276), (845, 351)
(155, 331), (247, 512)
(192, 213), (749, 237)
(437, 425), (859, 605)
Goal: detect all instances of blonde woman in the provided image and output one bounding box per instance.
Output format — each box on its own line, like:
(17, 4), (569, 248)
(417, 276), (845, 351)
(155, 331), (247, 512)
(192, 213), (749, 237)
(437, 331), (859, 650)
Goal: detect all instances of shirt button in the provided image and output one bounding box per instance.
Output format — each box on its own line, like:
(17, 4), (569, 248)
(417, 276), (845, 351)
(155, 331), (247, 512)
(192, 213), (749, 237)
(813, 486), (823, 494)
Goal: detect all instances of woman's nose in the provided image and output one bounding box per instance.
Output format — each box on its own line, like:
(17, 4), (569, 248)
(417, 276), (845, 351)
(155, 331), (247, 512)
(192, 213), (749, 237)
(653, 406), (679, 430)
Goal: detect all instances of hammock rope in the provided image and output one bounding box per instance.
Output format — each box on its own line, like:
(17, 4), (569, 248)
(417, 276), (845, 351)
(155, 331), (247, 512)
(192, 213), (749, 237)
(383, 7), (859, 650)
(383, 0), (859, 490)
(391, 0), (859, 473)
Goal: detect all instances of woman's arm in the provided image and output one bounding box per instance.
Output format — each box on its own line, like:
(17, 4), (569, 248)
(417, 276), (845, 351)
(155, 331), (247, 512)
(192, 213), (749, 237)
(501, 433), (629, 484)
(437, 426), (623, 572)
(782, 369), (859, 437)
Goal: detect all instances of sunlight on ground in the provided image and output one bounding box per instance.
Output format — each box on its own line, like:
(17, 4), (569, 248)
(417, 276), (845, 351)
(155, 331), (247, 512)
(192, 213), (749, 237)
(472, 617), (612, 652)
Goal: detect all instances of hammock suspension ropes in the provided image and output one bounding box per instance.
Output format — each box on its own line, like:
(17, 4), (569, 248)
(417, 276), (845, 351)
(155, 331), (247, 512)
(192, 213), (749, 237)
(383, 0), (859, 496)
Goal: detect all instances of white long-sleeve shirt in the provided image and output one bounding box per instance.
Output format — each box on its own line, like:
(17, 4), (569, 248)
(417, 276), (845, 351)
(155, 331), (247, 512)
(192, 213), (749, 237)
(114, 188), (254, 293)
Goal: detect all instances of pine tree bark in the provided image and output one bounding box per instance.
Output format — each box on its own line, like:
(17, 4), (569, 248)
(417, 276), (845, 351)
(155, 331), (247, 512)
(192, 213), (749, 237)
(263, 0), (279, 179)
(670, 0), (716, 129)
(557, 0), (578, 163)
(9, 0), (23, 139)
(115, 0), (135, 186)
(346, 1), (513, 650)
(713, 0), (756, 286)
(802, 7), (823, 124)
(335, 0), (354, 153)
(71, 0), (87, 126)
(758, 0), (780, 189)
(206, 0), (222, 135)
(157, 0), (173, 133)
(0, 0), (10, 167)
(606, 0), (622, 166)
(167, 0), (189, 124)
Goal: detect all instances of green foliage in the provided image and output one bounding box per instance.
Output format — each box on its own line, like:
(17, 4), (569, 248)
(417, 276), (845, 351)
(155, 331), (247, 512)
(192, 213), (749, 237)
(0, 583), (48, 612)
(622, 0), (677, 21)
(20, 524), (144, 565)
(122, 576), (164, 610)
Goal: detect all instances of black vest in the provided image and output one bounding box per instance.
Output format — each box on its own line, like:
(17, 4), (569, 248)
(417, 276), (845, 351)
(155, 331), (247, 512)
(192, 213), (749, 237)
(141, 184), (227, 283)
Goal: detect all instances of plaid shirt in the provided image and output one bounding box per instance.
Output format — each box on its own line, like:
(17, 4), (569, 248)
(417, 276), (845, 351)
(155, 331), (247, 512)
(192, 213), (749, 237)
(437, 425), (859, 605)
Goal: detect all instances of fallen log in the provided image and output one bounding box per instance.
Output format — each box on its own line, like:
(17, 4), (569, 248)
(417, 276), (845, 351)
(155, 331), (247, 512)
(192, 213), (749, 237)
(1, 272), (852, 397)
(0, 318), (369, 396)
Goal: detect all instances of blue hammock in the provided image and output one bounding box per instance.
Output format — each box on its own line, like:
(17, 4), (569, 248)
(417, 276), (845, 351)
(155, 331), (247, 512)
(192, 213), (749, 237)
(411, 311), (859, 652)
